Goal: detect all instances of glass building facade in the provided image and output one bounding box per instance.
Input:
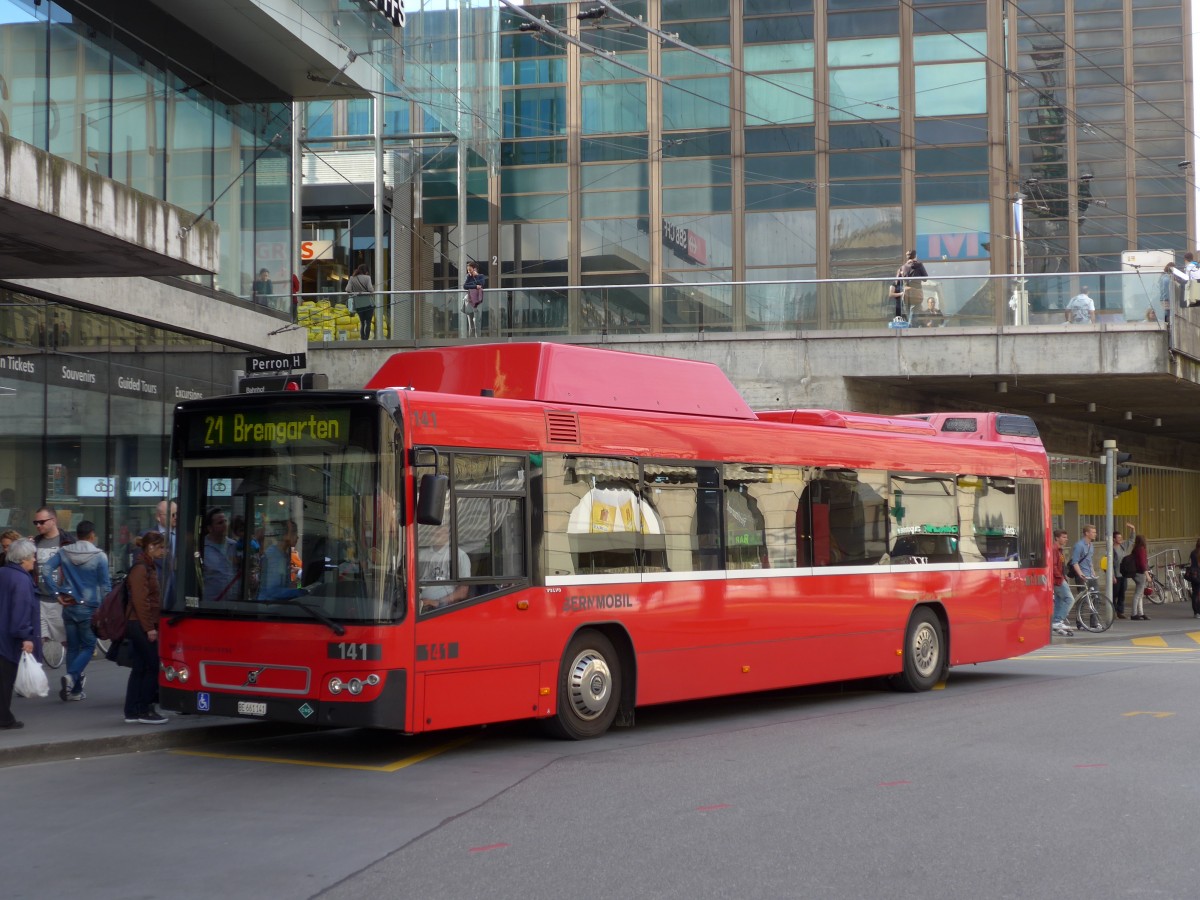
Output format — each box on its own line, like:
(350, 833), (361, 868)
(0, 0), (292, 306)
(302, 0), (1193, 330)
(0, 286), (248, 566)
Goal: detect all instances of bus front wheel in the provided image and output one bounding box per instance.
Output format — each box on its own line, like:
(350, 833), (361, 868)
(546, 629), (621, 740)
(889, 608), (944, 692)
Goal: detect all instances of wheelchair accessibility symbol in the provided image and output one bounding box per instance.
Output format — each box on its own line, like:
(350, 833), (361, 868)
(197, 692), (211, 712)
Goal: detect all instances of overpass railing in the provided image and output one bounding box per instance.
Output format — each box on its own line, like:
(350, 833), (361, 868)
(281, 268), (1190, 345)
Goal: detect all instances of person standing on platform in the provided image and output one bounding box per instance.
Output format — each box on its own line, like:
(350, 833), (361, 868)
(46, 520), (110, 701)
(897, 250), (927, 322)
(1126, 533), (1150, 620)
(1188, 538), (1200, 619)
(0, 538), (40, 729)
(252, 268), (274, 306)
(124, 531), (167, 724)
(347, 264), (375, 340)
(1111, 523), (1135, 619)
(462, 261), (487, 337)
(32, 506), (68, 668)
(1065, 286), (1095, 324)
(1051, 529), (1073, 637)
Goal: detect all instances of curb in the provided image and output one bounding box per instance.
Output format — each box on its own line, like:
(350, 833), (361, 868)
(0, 722), (306, 769)
(1051, 616), (1200, 645)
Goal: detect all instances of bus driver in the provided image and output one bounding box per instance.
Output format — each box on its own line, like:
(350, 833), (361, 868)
(418, 524), (470, 613)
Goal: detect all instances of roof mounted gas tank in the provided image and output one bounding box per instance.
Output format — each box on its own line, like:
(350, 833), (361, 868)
(367, 343), (757, 419)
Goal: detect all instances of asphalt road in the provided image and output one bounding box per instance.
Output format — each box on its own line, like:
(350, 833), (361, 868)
(4, 632), (1200, 900)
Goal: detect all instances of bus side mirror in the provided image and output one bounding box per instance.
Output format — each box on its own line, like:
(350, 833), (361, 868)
(416, 474), (448, 525)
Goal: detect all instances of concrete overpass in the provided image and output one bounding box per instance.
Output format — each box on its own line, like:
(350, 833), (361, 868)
(308, 317), (1200, 469)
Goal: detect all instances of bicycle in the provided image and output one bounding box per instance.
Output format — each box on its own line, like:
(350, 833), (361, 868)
(1070, 582), (1115, 633)
(1145, 567), (1183, 605)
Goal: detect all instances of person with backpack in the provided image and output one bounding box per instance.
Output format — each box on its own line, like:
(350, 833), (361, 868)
(1128, 533), (1150, 621)
(46, 520), (111, 701)
(124, 531), (167, 725)
(1112, 522), (1136, 619)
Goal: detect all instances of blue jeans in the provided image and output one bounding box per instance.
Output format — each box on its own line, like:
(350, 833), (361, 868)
(1052, 583), (1073, 623)
(63, 604), (97, 689)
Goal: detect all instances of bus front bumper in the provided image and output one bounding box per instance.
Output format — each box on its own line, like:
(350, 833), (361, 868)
(160, 669), (408, 730)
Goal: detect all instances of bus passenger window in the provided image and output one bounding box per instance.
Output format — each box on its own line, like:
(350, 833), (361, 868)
(546, 455), (658, 576)
(960, 475), (1019, 563)
(418, 453), (529, 612)
(801, 469), (889, 566)
(888, 473), (960, 564)
(724, 464), (804, 570)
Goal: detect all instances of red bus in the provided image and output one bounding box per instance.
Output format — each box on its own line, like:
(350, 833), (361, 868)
(159, 343), (1051, 739)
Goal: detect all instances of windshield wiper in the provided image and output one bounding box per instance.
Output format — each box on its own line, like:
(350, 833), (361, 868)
(267, 596), (346, 635)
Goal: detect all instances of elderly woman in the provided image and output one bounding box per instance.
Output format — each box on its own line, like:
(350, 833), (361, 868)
(1, 538), (41, 730)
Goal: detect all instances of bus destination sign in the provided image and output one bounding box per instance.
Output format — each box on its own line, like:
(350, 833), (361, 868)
(189, 409), (351, 451)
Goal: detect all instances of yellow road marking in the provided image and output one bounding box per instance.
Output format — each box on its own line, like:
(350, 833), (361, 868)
(1131, 636), (1169, 647)
(1188, 631), (1200, 644)
(172, 735), (474, 771)
(933, 680), (946, 690)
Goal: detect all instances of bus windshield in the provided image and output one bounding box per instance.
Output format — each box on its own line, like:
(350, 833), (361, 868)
(167, 401), (404, 625)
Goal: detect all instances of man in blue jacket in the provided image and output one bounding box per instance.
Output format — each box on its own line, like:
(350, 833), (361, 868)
(47, 521), (111, 701)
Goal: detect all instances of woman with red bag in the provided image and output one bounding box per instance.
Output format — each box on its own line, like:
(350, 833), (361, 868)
(1129, 533), (1150, 620)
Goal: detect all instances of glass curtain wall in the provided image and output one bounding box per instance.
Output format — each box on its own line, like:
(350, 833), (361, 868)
(482, 0), (1014, 333)
(288, 0), (1190, 336)
(0, 286), (240, 573)
(1010, 0), (1188, 311)
(0, 0), (292, 309)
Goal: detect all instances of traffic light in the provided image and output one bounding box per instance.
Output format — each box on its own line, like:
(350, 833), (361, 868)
(239, 373), (328, 393)
(1113, 451), (1133, 496)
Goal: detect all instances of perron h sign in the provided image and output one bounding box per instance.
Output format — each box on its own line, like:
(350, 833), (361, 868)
(246, 353), (307, 374)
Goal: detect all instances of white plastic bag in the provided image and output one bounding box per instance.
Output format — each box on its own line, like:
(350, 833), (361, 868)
(15, 650), (49, 698)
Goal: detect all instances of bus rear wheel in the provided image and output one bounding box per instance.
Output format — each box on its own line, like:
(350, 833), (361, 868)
(889, 608), (944, 692)
(546, 630), (621, 740)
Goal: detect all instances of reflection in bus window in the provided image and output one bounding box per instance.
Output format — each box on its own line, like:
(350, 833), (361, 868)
(889, 473), (960, 564)
(644, 464), (721, 573)
(723, 479), (768, 570)
(724, 464), (805, 569)
(545, 455), (661, 576)
(962, 475), (1019, 562)
(801, 468), (889, 566)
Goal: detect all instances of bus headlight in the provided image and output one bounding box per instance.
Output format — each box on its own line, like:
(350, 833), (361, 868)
(347, 678), (363, 695)
(328, 677), (344, 695)
(177, 666), (190, 684)
(164, 666), (177, 682)
(365, 674), (380, 686)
